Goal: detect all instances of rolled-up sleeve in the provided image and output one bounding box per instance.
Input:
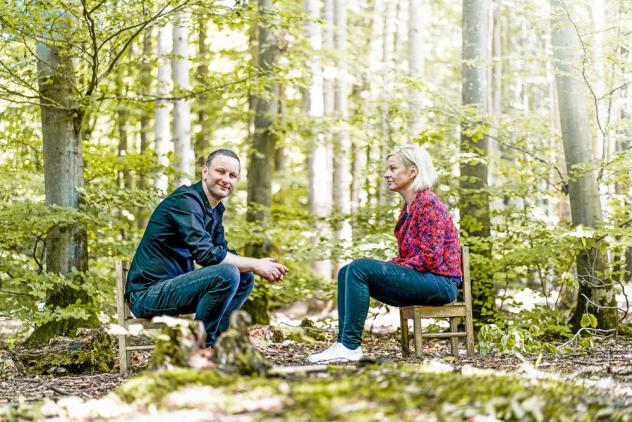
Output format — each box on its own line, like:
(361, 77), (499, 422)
(170, 192), (228, 266)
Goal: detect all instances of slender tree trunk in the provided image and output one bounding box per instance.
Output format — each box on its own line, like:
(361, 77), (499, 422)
(244, 0), (280, 324)
(408, 0), (427, 139)
(378, 0), (395, 206)
(172, 12), (194, 186)
(305, 0), (331, 277)
(29, 41), (98, 344)
(138, 31), (153, 229)
(460, 0), (495, 323)
(195, 21), (210, 164)
(116, 66), (132, 240)
(550, 0), (618, 330)
(155, 21), (172, 193)
(331, 0), (352, 276)
(487, 0), (501, 188)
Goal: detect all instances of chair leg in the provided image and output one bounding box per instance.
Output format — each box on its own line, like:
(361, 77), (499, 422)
(449, 318), (459, 358)
(413, 309), (423, 358)
(400, 310), (410, 357)
(119, 334), (130, 373)
(465, 313), (475, 357)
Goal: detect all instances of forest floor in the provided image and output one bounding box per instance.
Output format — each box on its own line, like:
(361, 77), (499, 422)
(1, 324), (631, 420)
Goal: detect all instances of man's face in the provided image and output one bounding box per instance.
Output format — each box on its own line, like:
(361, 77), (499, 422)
(202, 155), (240, 202)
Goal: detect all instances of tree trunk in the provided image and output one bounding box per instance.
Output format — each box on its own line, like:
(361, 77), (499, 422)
(138, 31), (153, 229)
(550, 0), (618, 330)
(195, 21), (211, 165)
(172, 12), (194, 186)
(331, 0), (352, 276)
(378, 0), (395, 206)
(29, 42), (99, 345)
(155, 20), (172, 193)
(243, 0), (280, 324)
(408, 0), (427, 139)
(305, 0), (332, 277)
(460, 0), (495, 323)
(116, 66), (132, 240)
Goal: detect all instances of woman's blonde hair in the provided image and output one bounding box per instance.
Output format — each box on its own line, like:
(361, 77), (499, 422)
(387, 144), (437, 192)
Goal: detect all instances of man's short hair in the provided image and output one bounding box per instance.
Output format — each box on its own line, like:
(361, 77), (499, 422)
(205, 149), (240, 169)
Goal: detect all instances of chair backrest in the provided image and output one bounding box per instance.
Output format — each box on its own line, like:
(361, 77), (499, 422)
(115, 260), (132, 321)
(461, 246), (473, 309)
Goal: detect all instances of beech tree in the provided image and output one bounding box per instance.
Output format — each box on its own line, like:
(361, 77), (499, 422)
(550, 0), (618, 330)
(460, 0), (495, 323)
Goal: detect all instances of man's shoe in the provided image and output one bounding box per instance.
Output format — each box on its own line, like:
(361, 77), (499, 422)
(307, 342), (363, 363)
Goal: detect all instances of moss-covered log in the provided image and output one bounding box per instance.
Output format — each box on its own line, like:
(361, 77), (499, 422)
(14, 328), (113, 375)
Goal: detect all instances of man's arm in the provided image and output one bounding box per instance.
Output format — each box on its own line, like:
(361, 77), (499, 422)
(221, 252), (288, 282)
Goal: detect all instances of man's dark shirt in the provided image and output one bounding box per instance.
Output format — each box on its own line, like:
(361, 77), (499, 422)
(125, 181), (229, 298)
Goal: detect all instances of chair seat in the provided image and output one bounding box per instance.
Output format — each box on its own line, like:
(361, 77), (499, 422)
(400, 302), (467, 319)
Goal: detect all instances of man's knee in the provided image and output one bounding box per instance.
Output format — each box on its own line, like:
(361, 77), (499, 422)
(214, 264), (241, 289)
(241, 271), (255, 289)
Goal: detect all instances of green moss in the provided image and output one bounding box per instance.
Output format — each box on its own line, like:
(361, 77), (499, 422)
(117, 368), (232, 404)
(21, 329), (113, 375)
(113, 363), (632, 420)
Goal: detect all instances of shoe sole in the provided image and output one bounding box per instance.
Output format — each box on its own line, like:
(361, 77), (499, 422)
(307, 356), (363, 364)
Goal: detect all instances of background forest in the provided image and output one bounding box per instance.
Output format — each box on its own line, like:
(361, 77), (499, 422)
(0, 0), (631, 355)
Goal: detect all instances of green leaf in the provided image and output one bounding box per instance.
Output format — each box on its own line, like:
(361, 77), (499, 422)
(580, 313), (598, 328)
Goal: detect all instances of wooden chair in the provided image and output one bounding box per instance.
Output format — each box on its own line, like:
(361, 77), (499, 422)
(115, 260), (182, 373)
(399, 246), (475, 358)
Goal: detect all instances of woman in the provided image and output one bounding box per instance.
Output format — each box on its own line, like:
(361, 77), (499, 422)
(308, 144), (462, 363)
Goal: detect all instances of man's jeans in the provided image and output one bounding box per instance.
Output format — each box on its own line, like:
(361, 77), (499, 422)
(337, 258), (459, 350)
(129, 264), (254, 347)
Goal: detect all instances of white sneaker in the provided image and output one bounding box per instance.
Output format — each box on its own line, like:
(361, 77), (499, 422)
(307, 342), (363, 363)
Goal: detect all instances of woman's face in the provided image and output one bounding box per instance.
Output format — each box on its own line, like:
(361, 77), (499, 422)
(384, 155), (416, 193)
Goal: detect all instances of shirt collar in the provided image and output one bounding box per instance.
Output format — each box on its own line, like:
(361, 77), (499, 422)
(193, 181), (225, 214)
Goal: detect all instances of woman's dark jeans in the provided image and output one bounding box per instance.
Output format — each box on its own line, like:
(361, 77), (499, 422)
(337, 258), (458, 349)
(129, 264), (254, 347)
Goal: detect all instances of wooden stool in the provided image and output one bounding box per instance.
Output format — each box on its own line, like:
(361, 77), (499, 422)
(399, 246), (475, 358)
(115, 260), (195, 373)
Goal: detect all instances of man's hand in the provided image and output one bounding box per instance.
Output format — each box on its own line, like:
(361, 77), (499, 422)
(254, 258), (288, 282)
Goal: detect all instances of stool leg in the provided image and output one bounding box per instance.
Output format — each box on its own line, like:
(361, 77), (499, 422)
(449, 318), (459, 357)
(413, 309), (423, 358)
(400, 309), (410, 357)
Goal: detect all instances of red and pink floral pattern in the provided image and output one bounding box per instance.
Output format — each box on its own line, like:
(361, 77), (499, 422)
(388, 188), (462, 277)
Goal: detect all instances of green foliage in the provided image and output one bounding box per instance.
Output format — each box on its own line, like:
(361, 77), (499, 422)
(580, 313), (599, 329)
(114, 364), (632, 420)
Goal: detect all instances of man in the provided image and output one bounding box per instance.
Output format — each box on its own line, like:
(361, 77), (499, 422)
(125, 148), (288, 347)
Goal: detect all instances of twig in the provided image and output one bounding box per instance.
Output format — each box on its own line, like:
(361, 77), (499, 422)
(561, 327), (615, 348)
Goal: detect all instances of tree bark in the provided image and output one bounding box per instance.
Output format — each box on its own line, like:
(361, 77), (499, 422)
(243, 0), (280, 324)
(550, 0), (618, 330)
(460, 0), (495, 323)
(28, 40), (99, 345)
(331, 0), (352, 276)
(378, 0), (396, 206)
(155, 20), (172, 193)
(172, 12), (194, 186)
(305, 0), (332, 277)
(408, 0), (427, 139)
(138, 30), (153, 229)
